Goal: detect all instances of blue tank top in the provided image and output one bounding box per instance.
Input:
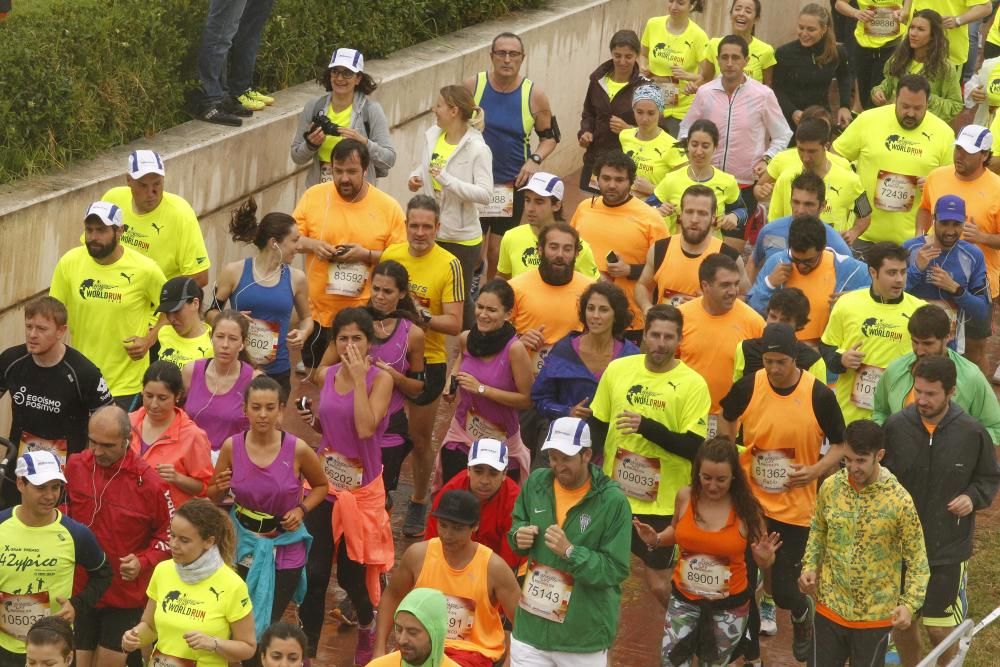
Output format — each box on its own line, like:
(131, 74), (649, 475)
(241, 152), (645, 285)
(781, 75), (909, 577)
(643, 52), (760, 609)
(230, 258), (294, 374)
(478, 75), (533, 183)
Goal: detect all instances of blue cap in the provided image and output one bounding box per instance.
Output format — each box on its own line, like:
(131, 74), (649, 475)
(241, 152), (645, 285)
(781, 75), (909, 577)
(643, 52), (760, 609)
(934, 194), (966, 223)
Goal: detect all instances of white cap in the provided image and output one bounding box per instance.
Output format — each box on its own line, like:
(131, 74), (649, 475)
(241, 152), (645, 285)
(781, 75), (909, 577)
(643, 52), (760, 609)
(328, 48), (365, 72)
(467, 438), (509, 471)
(541, 417), (592, 456)
(128, 149), (165, 178)
(519, 172), (564, 201)
(85, 201), (125, 227)
(955, 125), (993, 153)
(15, 450), (66, 486)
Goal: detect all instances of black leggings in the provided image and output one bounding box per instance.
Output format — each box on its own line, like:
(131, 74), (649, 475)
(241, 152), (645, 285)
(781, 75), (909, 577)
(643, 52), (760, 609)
(767, 517), (811, 618)
(300, 498), (375, 655)
(851, 40), (899, 109)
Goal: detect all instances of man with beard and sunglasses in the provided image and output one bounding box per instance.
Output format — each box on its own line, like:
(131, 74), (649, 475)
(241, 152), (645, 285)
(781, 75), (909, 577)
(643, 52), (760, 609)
(293, 139), (405, 370)
(509, 222), (594, 376)
(49, 202), (165, 410)
(635, 185), (746, 315)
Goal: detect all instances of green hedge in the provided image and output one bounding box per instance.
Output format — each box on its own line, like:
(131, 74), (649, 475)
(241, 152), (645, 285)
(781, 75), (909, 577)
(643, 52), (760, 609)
(0, 0), (544, 184)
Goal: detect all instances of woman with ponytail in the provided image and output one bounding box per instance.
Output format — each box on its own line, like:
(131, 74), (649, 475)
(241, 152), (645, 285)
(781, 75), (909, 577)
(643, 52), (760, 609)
(773, 3), (853, 130)
(210, 198), (312, 396)
(408, 84), (494, 329)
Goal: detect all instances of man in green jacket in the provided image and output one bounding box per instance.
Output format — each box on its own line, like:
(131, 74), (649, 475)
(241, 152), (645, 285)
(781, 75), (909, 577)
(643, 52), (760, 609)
(508, 417), (632, 665)
(872, 304), (1000, 444)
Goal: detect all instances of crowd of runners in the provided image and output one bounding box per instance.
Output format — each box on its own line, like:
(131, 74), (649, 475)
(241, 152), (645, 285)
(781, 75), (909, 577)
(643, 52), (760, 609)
(5, 1), (1000, 666)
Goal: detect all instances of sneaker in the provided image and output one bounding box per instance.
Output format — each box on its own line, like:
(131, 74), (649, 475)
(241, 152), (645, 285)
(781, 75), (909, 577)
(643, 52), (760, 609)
(402, 499), (428, 538)
(244, 88), (275, 105)
(791, 595), (815, 663)
(222, 96), (254, 117)
(354, 619), (376, 666)
(759, 594), (778, 636)
(235, 91), (267, 112)
(192, 104), (242, 127)
(884, 639), (901, 665)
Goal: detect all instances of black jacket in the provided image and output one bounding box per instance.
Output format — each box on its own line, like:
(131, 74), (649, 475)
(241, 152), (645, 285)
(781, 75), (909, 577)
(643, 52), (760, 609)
(883, 403), (1000, 565)
(578, 60), (653, 165)
(772, 40), (852, 128)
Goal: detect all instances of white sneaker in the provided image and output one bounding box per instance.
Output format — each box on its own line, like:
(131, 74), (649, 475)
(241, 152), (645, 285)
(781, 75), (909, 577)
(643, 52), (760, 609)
(759, 596), (778, 636)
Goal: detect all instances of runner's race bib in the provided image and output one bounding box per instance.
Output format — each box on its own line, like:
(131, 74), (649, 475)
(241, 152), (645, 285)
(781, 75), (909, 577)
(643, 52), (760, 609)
(245, 318), (280, 365)
(851, 364), (885, 410)
(612, 448), (661, 502)
(322, 451), (364, 491)
(0, 592), (48, 641)
(520, 562), (573, 623)
(660, 288), (695, 307)
(319, 162), (334, 184)
(927, 299), (964, 353)
(443, 594), (476, 641)
(533, 345), (553, 375)
(18, 432), (67, 464)
(150, 651), (197, 667)
(874, 171), (917, 213)
(677, 552), (732, 599)
(326, 262), (369, 297)
(706, 414), (719, 440)
(751, 447), (796, 493)
(864, 6), (900, 36)
(478, 185), (514, 218)
(653, 77), (679, 107)
(465, 408), (507, 442)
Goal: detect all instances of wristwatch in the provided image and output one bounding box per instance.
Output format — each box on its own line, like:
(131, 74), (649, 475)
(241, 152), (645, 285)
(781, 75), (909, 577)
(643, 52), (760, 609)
(528, 153), (543, 165)
(478, 384), (487, 394)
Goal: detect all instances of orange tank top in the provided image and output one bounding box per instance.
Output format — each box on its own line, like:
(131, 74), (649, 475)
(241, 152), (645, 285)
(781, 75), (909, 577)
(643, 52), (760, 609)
(672, 502), (748, 600)
(739, 369), (824, 527)
(787, 251), (836, 342)
(653, 237), (724, 306)
(414, 539), (505, 660)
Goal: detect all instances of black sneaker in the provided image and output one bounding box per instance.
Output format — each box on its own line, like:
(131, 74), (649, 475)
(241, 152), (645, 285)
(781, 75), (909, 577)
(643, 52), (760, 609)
(791, 595), (815, 662)
(193, 104), (242, 127)
(221, 96), (254, 118)
(402, 499), (427, 538)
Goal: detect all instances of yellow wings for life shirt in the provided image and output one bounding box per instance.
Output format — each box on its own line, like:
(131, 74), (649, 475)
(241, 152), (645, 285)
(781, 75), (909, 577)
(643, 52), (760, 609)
(703, 35), (776, 82)
(496, 224), (600, 280)
(768, 162), (867, 232)
(641, 17), (710, 120)
(619, 128), (686, 190)
(653, 167), (740, 235)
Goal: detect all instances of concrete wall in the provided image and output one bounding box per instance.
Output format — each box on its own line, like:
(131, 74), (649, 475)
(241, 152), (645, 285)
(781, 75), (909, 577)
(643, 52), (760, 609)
(0, 0), (814, 428)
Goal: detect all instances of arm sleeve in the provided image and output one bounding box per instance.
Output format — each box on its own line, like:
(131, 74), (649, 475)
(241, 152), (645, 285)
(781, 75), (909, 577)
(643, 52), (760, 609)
(801, 479), (829, 571)
(69, 522), (112, 610)
(635, 419), (703, 461)
(835, 46), (853, 109)
(564, 494), (633, 587)
(363, 101), (397, 174)
(290, 99), (320, 165)
(588, 417), (610, 454)
(898, 494), (930, 614)
(720, 375), (755, 422)
(812, 382), (847, 443)
(820, 343), (848, 374)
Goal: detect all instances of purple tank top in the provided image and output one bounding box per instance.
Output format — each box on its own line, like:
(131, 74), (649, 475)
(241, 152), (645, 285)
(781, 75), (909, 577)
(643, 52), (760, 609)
(185, 359), (255, 450)
(317, 365), (387, 488)
(370, 319), (411, 449)
(451, 336), (520, 452)
(230, 431), (305, 569)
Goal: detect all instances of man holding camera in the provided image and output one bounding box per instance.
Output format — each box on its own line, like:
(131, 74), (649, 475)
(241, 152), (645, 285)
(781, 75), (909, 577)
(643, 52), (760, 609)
(293, 139), (405, 370)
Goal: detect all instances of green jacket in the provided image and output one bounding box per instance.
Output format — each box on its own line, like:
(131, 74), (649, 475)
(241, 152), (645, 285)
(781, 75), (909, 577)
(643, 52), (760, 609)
(872, 348), (1000, 444)
(871, 59), (963, 121)
(508, 464), (632, 653)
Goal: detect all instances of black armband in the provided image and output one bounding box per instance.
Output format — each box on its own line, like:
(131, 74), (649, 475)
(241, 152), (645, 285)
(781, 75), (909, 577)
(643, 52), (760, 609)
(406, 369), (427, 382)
(206, 288), (227, 312)
(536, 116), (561, 142)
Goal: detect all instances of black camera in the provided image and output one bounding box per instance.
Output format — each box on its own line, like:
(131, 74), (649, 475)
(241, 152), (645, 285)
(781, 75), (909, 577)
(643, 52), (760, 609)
(310, 114), (341, 136)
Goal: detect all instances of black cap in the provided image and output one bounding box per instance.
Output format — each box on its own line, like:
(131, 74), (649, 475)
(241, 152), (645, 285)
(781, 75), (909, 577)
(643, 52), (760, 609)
(156, 277), (203, 313)
(760, 322), (797, 358)
(431, 490), (480, 526)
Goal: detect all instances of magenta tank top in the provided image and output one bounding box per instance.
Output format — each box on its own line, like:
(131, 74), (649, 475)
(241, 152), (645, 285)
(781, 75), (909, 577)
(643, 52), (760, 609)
(185, 359), (255, 450)
(448, 335), (520, 452)
(370, 318), (411, 449)
(317, 365), (388, 487)
(230, 431), (305, 569)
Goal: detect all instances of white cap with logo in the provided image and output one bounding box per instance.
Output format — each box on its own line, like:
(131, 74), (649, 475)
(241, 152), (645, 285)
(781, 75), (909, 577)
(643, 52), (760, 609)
(328, 48), (365, 73)
(955, 124), (993, 153)
(519, 172), (565, 201)
(467, 438), (509, 471)
(85, 201), (125, 228)
(541, 417), (592, 456)
(127, 149), (165, 178)
(15, 450), (67, 486)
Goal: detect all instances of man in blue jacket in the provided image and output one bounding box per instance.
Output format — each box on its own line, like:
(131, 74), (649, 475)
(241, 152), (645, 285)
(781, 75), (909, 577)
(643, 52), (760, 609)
(748, 215), (870, 343)
(902, 194), (990, 355)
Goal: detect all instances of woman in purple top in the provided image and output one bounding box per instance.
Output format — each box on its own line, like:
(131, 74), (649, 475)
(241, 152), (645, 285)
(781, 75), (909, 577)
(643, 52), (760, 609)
(313, 261), (426, 509)
(209, 376), (327, 626)
(296, 308), (393, 661)
(182, 310), (260, 462)
(440, 279), (533, 485)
